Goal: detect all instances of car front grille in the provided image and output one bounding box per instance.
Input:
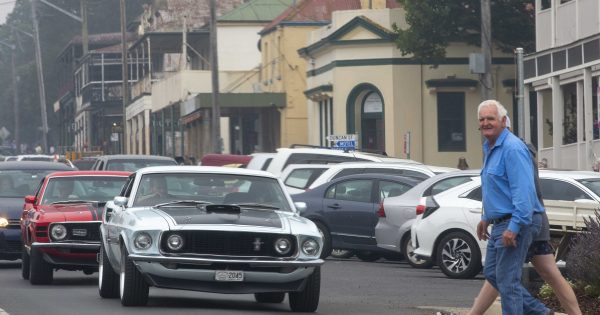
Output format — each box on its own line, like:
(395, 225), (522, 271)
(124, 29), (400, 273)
(50, 222), (101, 242)
(160, 231), (296, 258)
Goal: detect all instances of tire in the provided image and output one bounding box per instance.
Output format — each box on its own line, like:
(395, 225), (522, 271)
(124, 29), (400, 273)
(402, 235), (434, 269)
(21, 247), (30, 280)
(29, 247), (53, 285)
(436, 231), (482, 279)
(119, 247), (149, 306)
(254, 292), (285, 303)
(313, 221), (331, 259)
(355, 251), (381, 262)
(330, 249), (354, 259)
(289, 267), (320, 312)
(99, 242), (119, 298)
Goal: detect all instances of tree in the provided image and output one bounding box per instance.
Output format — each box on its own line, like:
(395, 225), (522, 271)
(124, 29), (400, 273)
(394, 0), (535, 64)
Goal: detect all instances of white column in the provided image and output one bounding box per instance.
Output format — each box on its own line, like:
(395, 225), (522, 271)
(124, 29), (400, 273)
(144, 109), (151, 155)
(583, 68), (594, 170)
(524, 85), (531, 143)
(551, 76), (563, 168)
(577, 80), (584, 170)
(537, 90), (544, 151)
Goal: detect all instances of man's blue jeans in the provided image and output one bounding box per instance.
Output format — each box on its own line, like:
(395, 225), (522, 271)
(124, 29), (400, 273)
(483, 213), (548, 315)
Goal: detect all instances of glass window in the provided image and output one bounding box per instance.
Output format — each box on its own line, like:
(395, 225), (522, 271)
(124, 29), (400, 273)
(332, 168), (364, 180)
(424, 176), (473, 197)
(0, 170), (58, 197)
(106, 159), (176, 171)
(379, 180), (412, 201)
(284, 168), (327, 190)
(575, 178), (600, 200)
(437, 92), (466, 152)
(41, 176), (128, 204)
(539, 179), (593, 201)
(465, 187), (482, 201)
(325, 179), (372, 203)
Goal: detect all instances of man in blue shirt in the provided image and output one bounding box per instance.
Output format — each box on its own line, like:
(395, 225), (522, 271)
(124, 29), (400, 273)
(477, 100), (550, 315)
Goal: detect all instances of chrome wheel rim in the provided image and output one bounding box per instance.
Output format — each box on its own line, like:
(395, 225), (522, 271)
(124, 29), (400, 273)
(119, 264), (125, 299)
(440, 238), (472, 274)
(331, 249), (351, 258)
(405, 239), (427, 265)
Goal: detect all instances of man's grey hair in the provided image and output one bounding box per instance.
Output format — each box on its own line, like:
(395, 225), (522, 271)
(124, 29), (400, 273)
(477, 100), (507, 119)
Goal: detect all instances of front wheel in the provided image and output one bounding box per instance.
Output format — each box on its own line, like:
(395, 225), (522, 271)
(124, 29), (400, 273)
(119, 247), (149, 306)
(289, 267), (320, 312)
(99, 242), (119, 298)
(436, 231), (482, 279)
(29, 247), (53, 285)
(402, 235), (433, 269)
(255, 292), (285, 303)
(21, 247), (30, 280)
(330, 249), (354, 259)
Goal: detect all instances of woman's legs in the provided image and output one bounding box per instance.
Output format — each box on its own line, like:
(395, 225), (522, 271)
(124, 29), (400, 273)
(467, 280), (498, 315)
(530, 254), (581, 315)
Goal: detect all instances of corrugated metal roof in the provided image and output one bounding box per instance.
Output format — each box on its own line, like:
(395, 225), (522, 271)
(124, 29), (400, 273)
(218, 0), (295, 22)
(260, 0), (400, 34)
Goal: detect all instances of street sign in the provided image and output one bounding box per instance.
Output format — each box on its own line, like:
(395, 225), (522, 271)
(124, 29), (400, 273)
(328, 134), (357, 150)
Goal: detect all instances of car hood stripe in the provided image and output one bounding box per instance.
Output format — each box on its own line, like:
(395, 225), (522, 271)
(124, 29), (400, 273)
(155, 207), (283, 228)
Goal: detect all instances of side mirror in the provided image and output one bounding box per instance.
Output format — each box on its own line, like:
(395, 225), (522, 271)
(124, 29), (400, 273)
(24, 195), (36, 204)
(113, 196), (128, 207)
(294, 201), (307, 214)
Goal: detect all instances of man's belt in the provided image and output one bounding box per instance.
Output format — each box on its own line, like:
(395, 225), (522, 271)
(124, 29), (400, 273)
(488, 214), (512, 224)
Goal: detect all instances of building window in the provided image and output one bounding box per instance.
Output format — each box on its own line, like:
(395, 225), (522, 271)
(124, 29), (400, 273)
(541, 0), (551, 10)
(437, 92), (466, 152)
(319, 98), (333, 146)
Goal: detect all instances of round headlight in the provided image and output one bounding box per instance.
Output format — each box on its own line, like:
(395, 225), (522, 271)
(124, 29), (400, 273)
(50, 224), (67, 241)
(134, 233), (152, 250)
(0, 218), (8, 228)
(166, 234), (184, 251)
(301, 238), (320, 256)
(274, 238), (292, 255)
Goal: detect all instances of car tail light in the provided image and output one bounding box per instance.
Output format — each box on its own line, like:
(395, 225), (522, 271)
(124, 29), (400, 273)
(415, 197), (427, 215)
(377, 201), (386, 217)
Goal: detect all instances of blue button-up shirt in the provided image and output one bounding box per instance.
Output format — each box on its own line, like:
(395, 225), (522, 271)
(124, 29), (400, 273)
(481, 128), (544, 234)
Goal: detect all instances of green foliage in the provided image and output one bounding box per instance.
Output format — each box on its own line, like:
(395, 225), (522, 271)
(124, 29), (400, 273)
(584, 284), (600, 298)
(394, 0), (535, 64)
(566, 210), (600, 290)
(538, 282), (554, 299)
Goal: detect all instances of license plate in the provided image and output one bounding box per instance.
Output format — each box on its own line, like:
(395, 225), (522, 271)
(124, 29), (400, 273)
(215, 270), (244, 282)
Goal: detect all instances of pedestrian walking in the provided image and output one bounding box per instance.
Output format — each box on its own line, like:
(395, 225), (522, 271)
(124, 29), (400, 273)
(468, 116), (580, 315)
(476, 100), (550, 315)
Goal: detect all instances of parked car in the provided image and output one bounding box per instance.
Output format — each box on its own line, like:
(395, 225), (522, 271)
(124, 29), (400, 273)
(199, 153), (252, 167)
(281, 164), (331, 195)
(266, 147), (419, 176)
(15, 154), (76, 168)
(20, 171), (130, 284)
(91, 154), (177, 171)
(411, 170), (600, 279)
(293, 173), (420, 261)
(99, 166), (324, 311)
(0, 161), (74, 261)
(308, 162), (456, 190)
(71, 157), (99, 170)
(375, 170), (479, 268)
(246, 152), (276, 171)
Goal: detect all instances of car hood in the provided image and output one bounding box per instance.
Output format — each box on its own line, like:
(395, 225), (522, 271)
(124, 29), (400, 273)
(38, 203), (103, 222)
(0, 197), (25, 219)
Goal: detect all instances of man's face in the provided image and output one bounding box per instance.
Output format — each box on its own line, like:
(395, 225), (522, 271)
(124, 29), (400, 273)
(478, 105), (506, 142)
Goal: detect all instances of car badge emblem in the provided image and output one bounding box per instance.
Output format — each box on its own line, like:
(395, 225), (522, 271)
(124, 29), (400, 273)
(253, 238), (264, 251)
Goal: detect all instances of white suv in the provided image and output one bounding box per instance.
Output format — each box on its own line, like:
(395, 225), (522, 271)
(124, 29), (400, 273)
(265, 147), (418, 176)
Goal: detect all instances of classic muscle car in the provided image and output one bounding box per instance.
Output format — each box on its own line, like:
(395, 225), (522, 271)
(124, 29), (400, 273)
(20, 171), (130, 284)
(99, 166), (324, 312)
(0, 161), (74, 261)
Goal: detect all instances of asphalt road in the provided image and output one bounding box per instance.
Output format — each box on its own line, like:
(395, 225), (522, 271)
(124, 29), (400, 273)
(0, 258), (484, 315)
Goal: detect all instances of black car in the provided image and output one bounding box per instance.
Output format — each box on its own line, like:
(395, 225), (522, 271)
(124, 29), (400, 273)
(0, 161), (75, 260)
(292, 173), (420, 261)
(91, 154), (177, 171)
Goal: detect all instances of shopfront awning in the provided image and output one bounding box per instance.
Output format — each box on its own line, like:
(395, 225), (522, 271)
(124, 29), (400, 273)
(194, 93), (286, 109)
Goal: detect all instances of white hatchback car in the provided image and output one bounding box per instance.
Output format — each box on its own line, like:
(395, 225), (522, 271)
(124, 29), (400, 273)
(411, 170), (600, 279)
(280, 164), (331, 195)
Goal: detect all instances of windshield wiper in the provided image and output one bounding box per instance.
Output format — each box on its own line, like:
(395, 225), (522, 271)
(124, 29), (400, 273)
(51, 200), (98, 205)
(155, 200), (213, 208)
(230, 203), (280, 210)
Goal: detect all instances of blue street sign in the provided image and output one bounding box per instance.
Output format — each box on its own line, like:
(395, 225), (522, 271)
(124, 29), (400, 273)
(333, 140), (357, 148)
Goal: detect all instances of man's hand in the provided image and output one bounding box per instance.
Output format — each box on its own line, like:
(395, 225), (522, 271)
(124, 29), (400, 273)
(476, 220), (489, 241)
(502, 230), (517, 247)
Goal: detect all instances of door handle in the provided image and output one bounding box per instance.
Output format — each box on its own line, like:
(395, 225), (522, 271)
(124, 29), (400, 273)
(468, 208), (482, 214)
(327, 203), (341, 209)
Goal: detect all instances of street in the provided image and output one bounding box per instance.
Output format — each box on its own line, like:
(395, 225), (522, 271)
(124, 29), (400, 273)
(0, 258), (484, 315)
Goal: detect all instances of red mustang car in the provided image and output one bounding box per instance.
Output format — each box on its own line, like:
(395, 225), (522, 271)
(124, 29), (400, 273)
(20, 171), (130, 284)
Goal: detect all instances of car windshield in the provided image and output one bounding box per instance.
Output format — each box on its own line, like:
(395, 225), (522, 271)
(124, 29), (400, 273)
(106, 159), (175, 171)
(0, 169), (57, 197)
(133, 173), (292, 211)
(41, 176), (128, 204)
(576, 178), (600, 199)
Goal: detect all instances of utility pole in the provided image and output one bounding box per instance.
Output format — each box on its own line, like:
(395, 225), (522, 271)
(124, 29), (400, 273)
(11, 43), (20, 151)
(81, 0), (88, 54)
(209, 0), (221, 153)
(31, 0), (49, 153)
(480, 0), (493, 100)
(120, 0), (129, 154)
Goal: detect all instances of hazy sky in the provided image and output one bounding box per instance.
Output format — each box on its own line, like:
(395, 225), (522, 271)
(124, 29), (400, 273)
(0, 0), (15, 25)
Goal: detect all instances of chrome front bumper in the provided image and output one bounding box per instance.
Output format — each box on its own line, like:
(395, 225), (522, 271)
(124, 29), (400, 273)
(31, 242), (100, 250)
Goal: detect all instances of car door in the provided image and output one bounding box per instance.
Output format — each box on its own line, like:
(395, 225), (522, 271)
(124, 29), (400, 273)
(322, 179), (375, 245)
(460, 186), (484, 228)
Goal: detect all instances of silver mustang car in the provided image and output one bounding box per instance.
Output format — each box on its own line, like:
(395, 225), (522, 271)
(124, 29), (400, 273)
(98, 166), (323, 312)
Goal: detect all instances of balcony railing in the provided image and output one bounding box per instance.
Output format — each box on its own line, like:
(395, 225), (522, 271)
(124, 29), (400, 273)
(82, 83), (123, 104)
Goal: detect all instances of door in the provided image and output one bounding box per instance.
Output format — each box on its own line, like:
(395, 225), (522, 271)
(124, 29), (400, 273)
(323, 179), (375, 245)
